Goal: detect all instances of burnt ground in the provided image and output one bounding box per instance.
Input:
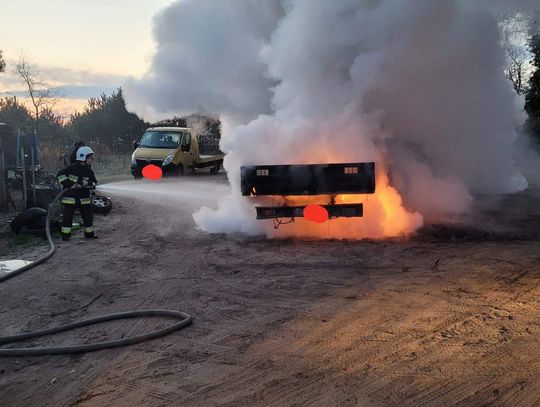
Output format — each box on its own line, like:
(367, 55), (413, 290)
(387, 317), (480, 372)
(0, 172), (539, 407)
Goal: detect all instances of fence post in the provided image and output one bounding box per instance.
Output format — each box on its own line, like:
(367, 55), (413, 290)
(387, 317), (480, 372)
(16, 130), (21, 169)
(0, 145), (6, 212)
(33, 129), (40, 162)
(20, 146), (27, 209)
(30, 147), (37, 206)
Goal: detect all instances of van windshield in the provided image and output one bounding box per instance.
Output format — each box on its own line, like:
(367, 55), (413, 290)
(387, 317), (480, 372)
(139, 131), (181, 148)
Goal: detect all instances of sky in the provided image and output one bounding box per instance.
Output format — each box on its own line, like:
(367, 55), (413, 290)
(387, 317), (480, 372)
(0, 0), (175, 115)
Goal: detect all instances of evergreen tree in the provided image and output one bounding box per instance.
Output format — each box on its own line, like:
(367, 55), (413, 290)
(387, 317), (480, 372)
(68, 88), (149, 152)
(0, 97), (68, 164)
(0, 97), (33, 164)
(0, 97), (34, 133)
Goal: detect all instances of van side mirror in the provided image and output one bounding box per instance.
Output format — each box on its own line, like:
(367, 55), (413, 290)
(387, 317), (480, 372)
(133, 141), (139, 149)
(181, 143), (190, 152)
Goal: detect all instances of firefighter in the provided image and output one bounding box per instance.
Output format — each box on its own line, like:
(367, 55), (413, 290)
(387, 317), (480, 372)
(56, 146), (98, 241)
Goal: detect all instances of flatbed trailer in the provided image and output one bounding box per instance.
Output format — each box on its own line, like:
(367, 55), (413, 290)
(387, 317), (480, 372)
(241, 162), (376, 221)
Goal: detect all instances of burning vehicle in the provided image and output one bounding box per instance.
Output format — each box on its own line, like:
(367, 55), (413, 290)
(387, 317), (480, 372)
(241, 162), (375, 225)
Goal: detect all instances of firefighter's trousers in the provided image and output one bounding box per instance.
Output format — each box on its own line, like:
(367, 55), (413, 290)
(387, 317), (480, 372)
(61, 196), (94, 238)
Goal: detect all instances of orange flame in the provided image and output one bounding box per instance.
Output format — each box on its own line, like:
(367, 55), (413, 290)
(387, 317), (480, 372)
(246, 139), (423, 239)
(257, 169), (422, 240)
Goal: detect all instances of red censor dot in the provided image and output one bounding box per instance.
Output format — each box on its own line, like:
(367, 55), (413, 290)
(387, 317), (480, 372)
(142, 164), (163, 180)
(303, 205), (329, 223)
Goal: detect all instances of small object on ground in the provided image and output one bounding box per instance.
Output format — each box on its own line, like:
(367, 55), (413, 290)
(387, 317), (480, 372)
(10, 208), (48, 235)
(91, 193), (112, 214)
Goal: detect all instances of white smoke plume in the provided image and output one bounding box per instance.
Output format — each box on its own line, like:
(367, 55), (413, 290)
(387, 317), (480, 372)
(124, 0), (283, 123)
(125, 0), (539, 239)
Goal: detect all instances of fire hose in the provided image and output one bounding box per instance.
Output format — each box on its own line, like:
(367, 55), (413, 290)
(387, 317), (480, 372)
(0, 188), (192, 356)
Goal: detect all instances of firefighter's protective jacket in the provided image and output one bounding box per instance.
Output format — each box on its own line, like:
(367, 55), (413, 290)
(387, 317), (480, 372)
(56, 163), (97, 204)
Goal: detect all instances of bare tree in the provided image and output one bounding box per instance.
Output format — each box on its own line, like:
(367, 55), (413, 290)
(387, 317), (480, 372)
(501, 14), (535, 95)
(15, 54), (59, 123)
(0, 50), (5, 73)
(506, 48), (528, 95)
(501, 12), (540, 96)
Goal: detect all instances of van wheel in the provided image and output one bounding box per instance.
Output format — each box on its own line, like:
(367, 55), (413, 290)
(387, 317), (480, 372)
(210, 161), (221, 174)
(169, 165), (183, 176)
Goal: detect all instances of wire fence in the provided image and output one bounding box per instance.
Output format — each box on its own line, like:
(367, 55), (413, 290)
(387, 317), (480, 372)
(0, 137), (131, 213)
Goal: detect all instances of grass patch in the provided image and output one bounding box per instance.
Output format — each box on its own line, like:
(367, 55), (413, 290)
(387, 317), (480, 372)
(93, 154), (131, 179)
(0, 218), (45, 257)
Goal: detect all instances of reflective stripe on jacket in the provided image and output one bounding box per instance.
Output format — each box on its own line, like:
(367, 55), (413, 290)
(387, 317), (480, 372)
(56, 163), (98, 200)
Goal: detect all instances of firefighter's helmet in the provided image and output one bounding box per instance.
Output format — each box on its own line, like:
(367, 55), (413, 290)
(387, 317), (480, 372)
(76, 146), (95, 161)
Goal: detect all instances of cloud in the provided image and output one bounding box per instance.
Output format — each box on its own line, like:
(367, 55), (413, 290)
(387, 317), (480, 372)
(0, 57), (125, 95)
(39, 66), (126, 88)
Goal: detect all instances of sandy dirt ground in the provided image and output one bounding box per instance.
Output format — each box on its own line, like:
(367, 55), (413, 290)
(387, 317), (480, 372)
(0, 171), (539, 407)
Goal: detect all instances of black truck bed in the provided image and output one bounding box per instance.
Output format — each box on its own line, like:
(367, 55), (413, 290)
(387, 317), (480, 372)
(241, 162), (375, 196)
